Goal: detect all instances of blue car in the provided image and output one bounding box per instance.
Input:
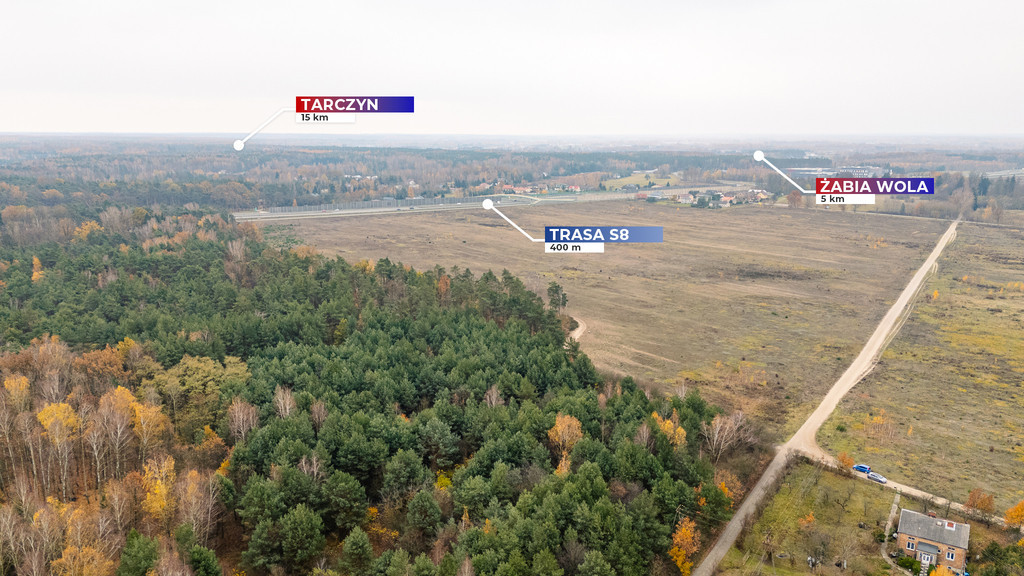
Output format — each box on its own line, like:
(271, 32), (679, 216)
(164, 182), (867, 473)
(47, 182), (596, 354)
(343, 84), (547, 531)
(852, 464), (871, 474)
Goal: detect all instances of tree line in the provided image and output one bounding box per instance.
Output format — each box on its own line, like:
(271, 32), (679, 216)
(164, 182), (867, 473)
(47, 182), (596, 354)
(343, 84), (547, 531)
(0, 212), (750, 575)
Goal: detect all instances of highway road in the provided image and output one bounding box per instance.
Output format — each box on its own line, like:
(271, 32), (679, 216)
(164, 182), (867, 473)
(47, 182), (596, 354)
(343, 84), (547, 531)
(233, 192), (637, 222)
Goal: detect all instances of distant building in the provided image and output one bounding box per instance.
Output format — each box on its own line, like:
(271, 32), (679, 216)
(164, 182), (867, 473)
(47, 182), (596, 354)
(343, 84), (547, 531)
(896, 509), (970, 575)
(787, 166), (885, 179)
(788, 167), (838, 179)
(837, 166), (885, 178)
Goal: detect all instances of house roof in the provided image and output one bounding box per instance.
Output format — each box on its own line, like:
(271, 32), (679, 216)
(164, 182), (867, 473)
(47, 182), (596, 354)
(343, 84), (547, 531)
(917, 542), (940, 556)
(897, 509), (970, 549)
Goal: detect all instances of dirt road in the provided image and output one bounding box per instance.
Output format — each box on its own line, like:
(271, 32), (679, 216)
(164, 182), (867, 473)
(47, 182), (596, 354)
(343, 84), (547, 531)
(692, 219), (959, 576)
(568, 317), (587, 341)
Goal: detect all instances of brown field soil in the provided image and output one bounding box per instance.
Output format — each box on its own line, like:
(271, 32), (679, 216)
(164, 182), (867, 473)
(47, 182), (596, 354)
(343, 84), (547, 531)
(269, 201), (948, 441)
(819, 222), (1024, 511)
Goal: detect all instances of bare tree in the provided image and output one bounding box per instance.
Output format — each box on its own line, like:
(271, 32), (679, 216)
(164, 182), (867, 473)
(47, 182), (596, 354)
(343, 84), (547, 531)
(457, 556), (476, 576)
(176, 470), (221, 546)
(38, 371), (66, 406)
(0, 503), (19, 572)
(483, 385), (503, 408)
(951, 185), (974, 216)
(83, 414), (107, 489)
(273, 387), (296, 419)
(98, 389), (135, 478)
(154, 541), (191, 576)
(228, 397), (259, 443)
(700, 412), (753, 465)
(310, 401), (327, 433)
(104, 479), (132, 535)
(0, 400), (18, 484)
(299, 454), (324, 483)
(634, 422), (652, 449)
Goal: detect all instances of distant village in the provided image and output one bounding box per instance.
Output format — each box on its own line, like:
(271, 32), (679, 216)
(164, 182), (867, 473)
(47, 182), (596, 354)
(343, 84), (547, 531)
(635, 187), (770, 208)
(343, 164), (882, 210)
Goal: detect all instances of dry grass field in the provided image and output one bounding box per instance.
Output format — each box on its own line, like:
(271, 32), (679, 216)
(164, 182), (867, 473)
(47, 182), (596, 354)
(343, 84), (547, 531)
(267, 201), (949, 441)
(819, 223), (1024, 511)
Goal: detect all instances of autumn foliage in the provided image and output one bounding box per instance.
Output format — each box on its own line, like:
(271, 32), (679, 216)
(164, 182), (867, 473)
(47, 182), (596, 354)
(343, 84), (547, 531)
(966, 488), (996, 516)
(837, 452), (855, 471)
(548, 413), (583, 475)
(1005, 499), (1024, 528)
(653, 409), (688, 447)
(669, 517), (700, 576)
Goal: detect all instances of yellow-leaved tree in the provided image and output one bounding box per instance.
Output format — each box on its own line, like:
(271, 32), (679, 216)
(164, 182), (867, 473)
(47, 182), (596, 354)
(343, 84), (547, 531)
(72, 220), (104, 243)
(50, 545), (114, 576)
(37, 402), (80, 500)
(4, 374), (30, 411)
(1004, 499), (1024, 529)
(669, 517), (700, 576)
(32, 256), (44, 282)
(548, 413), (583, 475)
(653, 409), (687, 447)
(143, 455), (176, 531)
(132, 402), (170, 465)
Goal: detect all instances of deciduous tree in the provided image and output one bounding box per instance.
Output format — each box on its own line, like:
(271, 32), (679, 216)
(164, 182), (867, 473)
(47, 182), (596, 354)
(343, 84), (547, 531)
(548, 413), (583, 474)
(176, 470), (220, 546)
(837, 452), (855, 471)
(37, 402), (80, 500)
(131, 402), (168, 465)
(142, 456), (176, 531)
(669, 517), (700, 576)
(98, 387), (137, 478)
(965, 488), (995, 518)
(1005, 499), (1024, 529)
(227, 397), (259, 444)
(700, 412), (752, 465)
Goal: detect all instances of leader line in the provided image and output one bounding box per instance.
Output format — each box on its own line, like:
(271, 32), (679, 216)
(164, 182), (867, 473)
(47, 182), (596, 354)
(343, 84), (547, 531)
(233, 108), (289, 151)
(753, 150), (811, 194)
(482, 199), (543, 242)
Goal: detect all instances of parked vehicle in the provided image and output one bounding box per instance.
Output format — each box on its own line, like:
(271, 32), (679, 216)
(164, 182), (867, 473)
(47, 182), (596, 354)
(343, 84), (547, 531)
(852, 464), (871, 474)
(867, 472), (887, 484)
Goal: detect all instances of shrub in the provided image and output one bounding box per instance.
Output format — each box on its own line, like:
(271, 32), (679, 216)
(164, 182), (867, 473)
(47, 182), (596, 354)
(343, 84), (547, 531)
(896, 556), (921, 573)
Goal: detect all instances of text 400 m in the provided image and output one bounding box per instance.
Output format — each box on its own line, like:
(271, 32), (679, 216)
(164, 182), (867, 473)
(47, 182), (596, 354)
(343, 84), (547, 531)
(548, 243), (582, 252)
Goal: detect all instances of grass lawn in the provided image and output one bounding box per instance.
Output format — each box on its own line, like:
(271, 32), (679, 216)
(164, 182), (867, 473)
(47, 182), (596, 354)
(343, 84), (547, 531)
(720, 462), (1023, 576)
(720, 462), (895, 576)
(601, 173), (680, 189)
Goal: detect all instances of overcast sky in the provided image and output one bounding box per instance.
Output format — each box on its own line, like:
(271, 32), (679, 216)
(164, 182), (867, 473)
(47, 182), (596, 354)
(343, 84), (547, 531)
(2, 0), (1021, 137)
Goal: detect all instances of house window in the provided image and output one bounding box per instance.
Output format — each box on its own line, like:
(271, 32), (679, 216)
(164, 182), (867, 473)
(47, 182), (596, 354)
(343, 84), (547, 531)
(946, 552), (955, 561)
(907, 542), (915, 551)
